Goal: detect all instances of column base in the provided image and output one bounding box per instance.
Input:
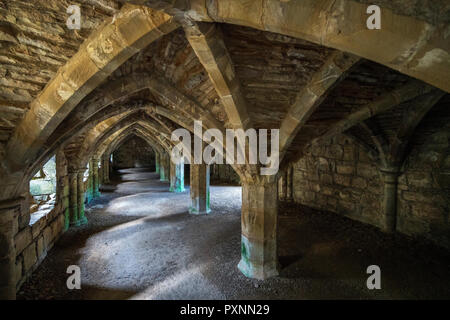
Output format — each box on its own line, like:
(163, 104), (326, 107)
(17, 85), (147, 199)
(237, 235), (279, 280)
(86, 194), (94, 204)
(189, 207), (211, 215)
(64, 210), (70, 231)
(78, 216), (88, 225)
(170, 186), (186, 193)
(189, 195), (210, 215)
(70, 219), (81, 227)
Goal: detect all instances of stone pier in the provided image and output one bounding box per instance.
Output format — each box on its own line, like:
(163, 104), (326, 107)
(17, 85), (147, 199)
(155, 152), (160, 175)
(160, 154), (169, 182)
(189, 164), (210, 214)
(91, 158), (100, 198)
(381, 169), (400, 233)
(238, 179), (279, 280)
(77, 170), (88, 225)
(0, 199), (19, 300)
(68, 171), (79, 227)
(102, 156), (110, 184)
(170, 158), (185, 193)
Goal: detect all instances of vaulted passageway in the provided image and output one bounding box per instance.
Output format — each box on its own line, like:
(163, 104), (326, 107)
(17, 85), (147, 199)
(16, 168), (450, 300)
(0, 0), (449, 300)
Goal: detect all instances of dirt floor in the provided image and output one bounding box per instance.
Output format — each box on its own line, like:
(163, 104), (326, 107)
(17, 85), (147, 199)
(17, 168), (450, 300)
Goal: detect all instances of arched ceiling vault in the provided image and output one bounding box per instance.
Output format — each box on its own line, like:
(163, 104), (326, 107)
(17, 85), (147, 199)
(24, 101), (180, 184)
(124, 0), (450, 92)
(3, 4), (179, 172)
(22, 71), (224, 176)
(0, 0), (449, 198)
(65, 111), (174, 169)
(99, 125), (166, 160)
(95, 123), (171, 164)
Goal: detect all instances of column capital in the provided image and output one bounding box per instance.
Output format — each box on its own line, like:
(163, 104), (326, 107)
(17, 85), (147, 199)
(379, 167), (401, 184)
(69, 168), (86, 175)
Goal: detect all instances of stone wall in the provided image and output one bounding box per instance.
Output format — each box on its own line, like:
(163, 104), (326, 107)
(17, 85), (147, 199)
(211, 164), (241, 185)
(112, 136), (155, 169)
(397, 122), (450, 248)
(284, 135), (384, 228)
(284, 132), (450, 249)
(13, 149), (69, 291)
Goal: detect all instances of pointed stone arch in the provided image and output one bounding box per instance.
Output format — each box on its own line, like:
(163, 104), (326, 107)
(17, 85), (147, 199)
(4, 5), (178, 173)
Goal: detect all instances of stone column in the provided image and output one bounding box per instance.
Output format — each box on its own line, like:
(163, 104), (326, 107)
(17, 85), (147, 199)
(77, 170), (88, 225)
(86, 164), (94, 204)
(91, 158), (100, 198)
(238, 179), (279, 280)
(170, 158), (185, 193)
(286, 165), (294, 202)
(155, 152), (160, 175)
(381, 169), (399, 233)
(102, 156), (110, 184)
(108, 155), (113, 175)
(160, 153), (169, 182)
(68, 170), (79, 226)
(189, 164), (210, 214)
(98, 160), (103, 185)
(279, 170), (287, 201)
(0, 200), (20, 299)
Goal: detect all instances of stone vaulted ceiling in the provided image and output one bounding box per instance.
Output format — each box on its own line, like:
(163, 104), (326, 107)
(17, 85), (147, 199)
(0, 0), (121, 146)
(0, 0), (448, 185)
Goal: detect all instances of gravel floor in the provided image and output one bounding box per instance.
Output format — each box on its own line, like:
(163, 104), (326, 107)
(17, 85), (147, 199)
(17, 168), (450, 300)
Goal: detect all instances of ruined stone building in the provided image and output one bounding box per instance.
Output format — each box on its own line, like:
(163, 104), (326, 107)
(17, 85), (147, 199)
(0, 0), (449, 300)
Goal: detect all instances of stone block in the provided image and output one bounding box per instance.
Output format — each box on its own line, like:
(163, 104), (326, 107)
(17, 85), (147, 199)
(304, 191), (316, 202)
(402, 191), (436, 203)
(317, 157), (330, 171)
(37, 236), (47, 262)
(43, 226), (52, 248)
(18, 211), (30, 231)
(334, 174), (351, 187)
(297, 158), (308, 170)
(306, 171), (319, 181)
(325, 144), (343, 159)
(336, 164), (354, 175)
(322, 186), (334, 196)
(31, 216), (46, 239)
(316, 194), (328, 207)
(23, 243), (37, 272)
(352, 177), (367, 189)
(51, 218), (62, 238)
(367, 182), (383, 195)
(338, 200), (356, 212)
(411, 203), (443, 221)
(327, 197), (338, 209)
(357, 163), (376, 178)
(14, 228), (32, 255)
(310, 183), (321, 193)
(359, 148), (371, 162)
(15, 257), (23, 286)
(320, 173), (333, 185)
(343, 145), (355, 161)
(406, 171), (432, 189)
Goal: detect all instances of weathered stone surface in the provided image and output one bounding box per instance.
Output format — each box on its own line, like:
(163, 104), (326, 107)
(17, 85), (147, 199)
(189, 163), (210, 214)
(113, 136), (155, 169)
(22, 243), (37, 273)
(0, 0), (448, 297)
(14, 229), (31, 255)
(240, 180), (278, 280)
